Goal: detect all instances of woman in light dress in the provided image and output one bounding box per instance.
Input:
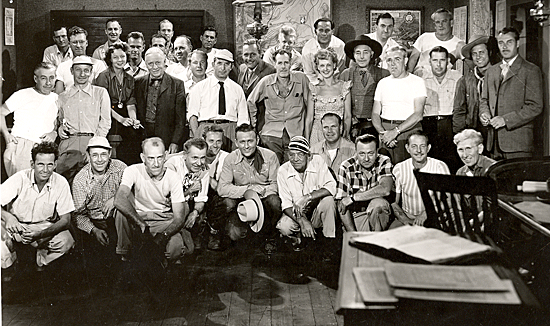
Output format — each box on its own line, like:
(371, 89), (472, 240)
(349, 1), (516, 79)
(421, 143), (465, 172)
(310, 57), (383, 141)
(305, 48), (351, 145)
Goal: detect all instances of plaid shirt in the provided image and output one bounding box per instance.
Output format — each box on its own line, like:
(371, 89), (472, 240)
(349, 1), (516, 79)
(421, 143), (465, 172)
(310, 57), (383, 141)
(335, 154), (393, 199)
(72, 159), (127, 233)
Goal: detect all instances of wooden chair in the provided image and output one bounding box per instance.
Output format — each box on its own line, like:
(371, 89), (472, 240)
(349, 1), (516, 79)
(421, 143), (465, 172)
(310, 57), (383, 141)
(413, 170), (500, 249)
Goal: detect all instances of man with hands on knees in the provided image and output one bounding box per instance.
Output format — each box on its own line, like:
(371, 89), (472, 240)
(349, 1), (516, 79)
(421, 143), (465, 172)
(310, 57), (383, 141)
(1, 142), (74, 272)
(72, 136), (129, 261)
(114, 137), (190, 264)
(277, 136), (337, 250)
(336, 134), (394, 232)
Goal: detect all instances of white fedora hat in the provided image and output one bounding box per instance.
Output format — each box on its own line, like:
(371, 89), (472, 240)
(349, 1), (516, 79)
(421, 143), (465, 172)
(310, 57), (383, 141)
(237, 189), (264, 233)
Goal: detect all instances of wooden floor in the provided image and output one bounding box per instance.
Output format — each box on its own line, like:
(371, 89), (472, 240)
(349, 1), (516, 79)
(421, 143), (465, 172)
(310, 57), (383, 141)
(2, 237), (344, 326)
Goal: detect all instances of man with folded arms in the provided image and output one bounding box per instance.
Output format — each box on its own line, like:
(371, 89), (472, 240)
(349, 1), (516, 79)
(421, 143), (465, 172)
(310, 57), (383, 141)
(188, 49), (249, 150)
(277, 136), (337, 248)
(56, 56), (111, 182)
(217, 124), (281, 252)
(72, 136), (129, 262)
(391, 131), (450, 228)
(1, 142), (74, 272)
(1, 62), (58, 176)
(114, 137), (189, 264)
(336, 134), (393, 231)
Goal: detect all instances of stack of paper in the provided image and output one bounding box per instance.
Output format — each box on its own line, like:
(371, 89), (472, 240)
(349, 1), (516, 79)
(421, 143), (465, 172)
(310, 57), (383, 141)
(349, 225), (493, 264)
(352, 263), (521, 305)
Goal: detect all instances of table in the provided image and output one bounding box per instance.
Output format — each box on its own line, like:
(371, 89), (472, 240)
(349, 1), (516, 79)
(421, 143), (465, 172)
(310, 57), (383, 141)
(336, 232), (542, 325)
(497, 195), (550, 238)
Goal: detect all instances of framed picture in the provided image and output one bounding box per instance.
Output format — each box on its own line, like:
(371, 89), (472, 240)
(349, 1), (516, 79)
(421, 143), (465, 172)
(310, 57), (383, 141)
(367, 9), (422, 49)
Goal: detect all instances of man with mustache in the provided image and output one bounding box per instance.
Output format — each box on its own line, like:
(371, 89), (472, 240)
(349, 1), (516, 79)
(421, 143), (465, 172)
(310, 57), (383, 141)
(1, 62), (59, 176)
(92, 20), (123, 61)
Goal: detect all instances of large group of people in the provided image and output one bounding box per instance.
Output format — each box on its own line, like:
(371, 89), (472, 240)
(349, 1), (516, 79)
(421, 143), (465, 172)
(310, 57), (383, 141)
(0, 8), (544, 284)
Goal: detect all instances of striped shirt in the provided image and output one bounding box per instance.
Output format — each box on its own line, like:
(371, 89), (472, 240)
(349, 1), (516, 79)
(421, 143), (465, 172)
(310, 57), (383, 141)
(72, 159), (127, 233)
(335, 154), (393, 200)
(393, 157), (450, 215)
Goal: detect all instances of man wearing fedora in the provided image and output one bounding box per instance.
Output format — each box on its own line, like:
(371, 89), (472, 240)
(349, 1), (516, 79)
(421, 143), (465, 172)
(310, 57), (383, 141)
(479, 27), (543, 159)
(188, 49), (249, 152)
(453, 34), (497, 136)
(340, 35), (389, 140)
(56, 55), (111, 183)
(72, 136), (129, 264)
(364, 13), (399, 70)
(217, 124), (282, 253)
(276, 136), (337, 249)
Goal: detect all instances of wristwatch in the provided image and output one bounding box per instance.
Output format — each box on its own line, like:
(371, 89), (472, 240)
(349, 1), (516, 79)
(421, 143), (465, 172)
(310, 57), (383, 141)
(394, 126), (401, 135)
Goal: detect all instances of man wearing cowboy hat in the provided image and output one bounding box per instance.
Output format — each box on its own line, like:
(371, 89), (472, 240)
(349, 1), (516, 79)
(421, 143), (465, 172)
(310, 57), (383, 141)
(453, 34), (497, 136)
(188, 49), (249, 151)
(340, 35), (389, 140)
(364, 12), (400, 70)
(276, 136), (337, 248)
(217, 124), (282, 253)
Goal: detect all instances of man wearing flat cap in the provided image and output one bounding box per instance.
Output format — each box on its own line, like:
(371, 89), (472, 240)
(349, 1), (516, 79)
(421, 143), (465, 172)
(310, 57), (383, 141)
(56, 55), (111, 183)
(72, 136), (129, 263)
(453, 35), (497, 138)
(340, 35), (390, 140)
(277, 136), (337, 248)
(188, 49), (249, 152)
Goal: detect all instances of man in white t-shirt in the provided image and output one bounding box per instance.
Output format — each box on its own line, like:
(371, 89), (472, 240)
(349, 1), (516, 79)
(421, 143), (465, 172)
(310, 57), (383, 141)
(408, 8), (465, 77)
(391, 131), (450, 228)
(114, 137), (190, 264)
(372, 46), (426, 164)
(55, 26), (107, 94)
(1, 63), (58, 176)
(365, 12), (400, 69)
(301, 18), (346, 85)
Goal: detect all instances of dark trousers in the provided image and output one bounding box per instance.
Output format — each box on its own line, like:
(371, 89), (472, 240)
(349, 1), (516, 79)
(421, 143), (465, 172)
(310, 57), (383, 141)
(260, 129), (291, 165)
(422, 117), (461, 172)
(223, 194), (282, 241)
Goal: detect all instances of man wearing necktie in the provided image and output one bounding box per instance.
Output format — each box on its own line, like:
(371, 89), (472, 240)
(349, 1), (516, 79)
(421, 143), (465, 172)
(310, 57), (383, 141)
(479, 27), (543, 159)
(340, 35), (390, 141)
(134, 47), (186, 154)
(188, 49), (249, 152)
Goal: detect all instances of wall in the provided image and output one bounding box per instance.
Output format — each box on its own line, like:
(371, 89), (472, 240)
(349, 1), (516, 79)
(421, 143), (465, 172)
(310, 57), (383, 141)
(2, 0), (16, 102)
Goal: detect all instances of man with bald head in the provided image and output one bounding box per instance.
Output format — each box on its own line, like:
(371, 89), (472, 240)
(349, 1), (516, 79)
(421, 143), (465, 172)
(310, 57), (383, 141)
(134, 47), (187, 154)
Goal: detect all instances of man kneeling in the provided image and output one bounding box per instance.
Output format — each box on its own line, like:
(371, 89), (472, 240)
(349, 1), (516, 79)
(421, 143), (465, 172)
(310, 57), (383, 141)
(114, 137), (189, 264)
(1, 142), (74, 271)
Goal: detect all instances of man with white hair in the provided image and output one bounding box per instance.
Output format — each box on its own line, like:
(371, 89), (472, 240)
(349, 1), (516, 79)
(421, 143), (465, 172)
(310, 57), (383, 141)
(188, 49), (249, 151)
(134, 47), (187, 154)
(454, 129), (495, 177)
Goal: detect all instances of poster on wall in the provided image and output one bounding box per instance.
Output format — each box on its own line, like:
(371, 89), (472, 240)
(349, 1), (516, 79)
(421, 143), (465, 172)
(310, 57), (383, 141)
(234, 0), (331, 61)
(5, 8), (15, 46)
(453, 6), (468, 42)
(367, 9), (422, 49)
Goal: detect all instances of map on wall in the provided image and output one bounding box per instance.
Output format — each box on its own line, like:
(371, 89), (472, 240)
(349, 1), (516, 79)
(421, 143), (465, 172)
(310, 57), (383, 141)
(368, 9), (422, 49)
(234, 0), (331, 62)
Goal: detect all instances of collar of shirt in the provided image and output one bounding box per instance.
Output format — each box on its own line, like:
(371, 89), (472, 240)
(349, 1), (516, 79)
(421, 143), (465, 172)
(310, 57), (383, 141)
(470, 155), (493, 174)
(67, 83), (93, 97)
(235, 148), (263, 164)
(149, 73), (165, 83)
(56, 46), (73, 57)
(312, 35), (339, 50)
(209, 75), (228, 86)
(285, 158), (317, 180)
(30, 170), (52, 191)
(265, 71), (302, 87)
(503, 55), (518, 67)
(423, 69), (461, 84)
(124, 60), (148, 72)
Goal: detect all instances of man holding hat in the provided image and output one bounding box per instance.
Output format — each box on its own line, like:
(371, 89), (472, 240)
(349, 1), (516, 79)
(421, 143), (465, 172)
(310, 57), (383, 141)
(188, 49), (249, 151)
(340, 35), (389, 139)
(56, 55), (111, 183)
(218, 124), (282, 253)
(276, 136), (337, 248)
(453, 35), (496, 135)
(72, 136), (129, 261)
(134, 47), (187, 155)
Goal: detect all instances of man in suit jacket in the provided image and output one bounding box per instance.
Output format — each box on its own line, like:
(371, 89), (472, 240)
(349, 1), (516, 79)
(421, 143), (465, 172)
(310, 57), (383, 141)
(135, 47), (186, 154)
(479, 27), (543, 159)
(236, 39), (276, 98)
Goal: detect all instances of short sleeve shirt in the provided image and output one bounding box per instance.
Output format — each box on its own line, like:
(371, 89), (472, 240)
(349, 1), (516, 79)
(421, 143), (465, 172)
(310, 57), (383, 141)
(374, 74), (427, 121)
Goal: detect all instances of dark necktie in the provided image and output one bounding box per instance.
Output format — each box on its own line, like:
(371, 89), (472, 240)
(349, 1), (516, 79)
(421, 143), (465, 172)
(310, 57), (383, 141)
(218, 81), (226, 115)
(359, 70), (368, 87)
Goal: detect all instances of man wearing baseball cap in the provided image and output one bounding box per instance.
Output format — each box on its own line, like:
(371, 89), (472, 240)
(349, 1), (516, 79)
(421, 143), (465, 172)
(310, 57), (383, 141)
(340, 35), (390, 140)
(56, 55), (111, 183)
(277, 136), (337, 249)
(72, 136), (129, 265)
(188, 48), (249, 152)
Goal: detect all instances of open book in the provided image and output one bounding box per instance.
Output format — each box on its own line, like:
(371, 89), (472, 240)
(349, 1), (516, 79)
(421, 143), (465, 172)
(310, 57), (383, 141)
(349, 225), (494, 264)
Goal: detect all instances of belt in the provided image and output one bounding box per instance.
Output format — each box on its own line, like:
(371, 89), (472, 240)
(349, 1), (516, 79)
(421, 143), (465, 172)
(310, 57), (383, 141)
(356, 117), (372, 122)
(424, 115), (452, 121)
(70, 132), (94, 137)
(203, 119), (233, 124)
(381, 118), (405, 124)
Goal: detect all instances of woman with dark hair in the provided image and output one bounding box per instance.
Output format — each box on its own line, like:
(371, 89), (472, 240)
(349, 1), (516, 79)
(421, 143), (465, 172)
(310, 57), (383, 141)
(94, 42), (141, 163)
(305, 48), (352, 145)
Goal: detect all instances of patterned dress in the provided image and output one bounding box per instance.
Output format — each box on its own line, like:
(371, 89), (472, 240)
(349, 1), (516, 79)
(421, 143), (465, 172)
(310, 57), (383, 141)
(309, 80), (351, 145)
